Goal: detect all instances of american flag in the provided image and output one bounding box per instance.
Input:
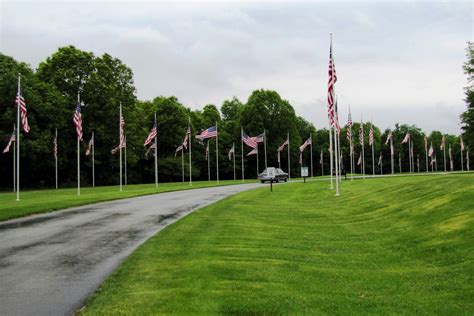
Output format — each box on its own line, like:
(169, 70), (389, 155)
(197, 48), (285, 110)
(299, 137), (311, 152)
(460, 135), (465, 151)
(145, 142), (156, 158)
(357, 154), (362, 166)
(359, 124), (364, 146)
(73, 102), (83, 141)
(242, 131), (257, 149)
(252, 133), (264, 143)
(17, 93), (30, 133)
(85, 135), (94, 156)
(278, 138), (289, 152)
(112, 115), (126, 154)
(247, 147), (258, 156)
(53, 133), (58, 159)
(385, 131), (392, 145)
(327, 38), (337, 128)
(369, 125), (374, 146)
(197, 126), (217, 140)
(2, 127), (16, 154)
(228, 144), (234, 161)
(183, 127), (191, 149)
(346, 112), (352, 142)
(428, 143), (434, 157)
(144, 124), (157, 147)
(401, 132), (410, 144)
(440, 136), (445, 150)
(378, 153), (382, 165)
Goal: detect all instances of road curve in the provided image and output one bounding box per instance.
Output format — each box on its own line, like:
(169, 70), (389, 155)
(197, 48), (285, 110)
(0, 183), (262, 316)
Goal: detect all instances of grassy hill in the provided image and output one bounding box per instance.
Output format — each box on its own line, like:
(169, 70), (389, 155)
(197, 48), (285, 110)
(81, 174), (474, 314)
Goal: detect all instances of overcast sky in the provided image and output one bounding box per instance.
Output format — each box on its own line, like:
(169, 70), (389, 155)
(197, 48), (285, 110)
(1, 0), (472, 134)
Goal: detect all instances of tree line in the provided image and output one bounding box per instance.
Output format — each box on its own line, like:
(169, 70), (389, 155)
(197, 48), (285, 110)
(0, 45), (471, 189)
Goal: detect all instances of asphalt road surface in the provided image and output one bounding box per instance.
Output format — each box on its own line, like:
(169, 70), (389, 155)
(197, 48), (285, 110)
(0, 183), (262, 316)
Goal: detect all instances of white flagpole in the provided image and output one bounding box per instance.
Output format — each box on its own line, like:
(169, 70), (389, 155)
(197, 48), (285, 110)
(264, 130), (267, 170)
(310, 133), (313, 178)
(233, 143), (236, 181)
(124, 134), (127, 186)
(92, 132), (95, 188)
(380, 154), (383, 175)
(13, 128), (16, 192)
(467, 148), (469, 171)
(119, 103), (123, 192)
(55, 128), (58, 189)
(16, 74), (21, 201)
(216, 121), (219, 183)
(461, 142), (464, 172)
(77, 92), (81, 196)
(241, 127), (244, 182)
(154, 111), (158, 187)
(417, 154), (420, 172)
(425, 141), (429, 172)
(329, 121), (333, 188)
(288, 131), (291, 180)
(361, 116), (365, 179)
(371, 123), (375, 176)
(256, 142), (259, 176)
(408, 138), (411, 173)
(181, 145), (184, 182)
(349, 121), (353, 181)
(189, 117), (192, 186)
(390, 136), (394, 174)
(399, 154), (402, 173)
(443, 136), (446, 172)
(334, 126), (339, 195)
(207, 141), (210, 182)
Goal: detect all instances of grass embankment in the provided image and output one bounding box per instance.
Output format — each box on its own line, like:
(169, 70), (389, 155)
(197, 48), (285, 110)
(0, 180), (255, 222)
(82, 174), (474, 315)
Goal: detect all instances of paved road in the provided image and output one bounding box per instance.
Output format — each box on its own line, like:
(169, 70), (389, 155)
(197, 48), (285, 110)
(0, 183), (262, 316)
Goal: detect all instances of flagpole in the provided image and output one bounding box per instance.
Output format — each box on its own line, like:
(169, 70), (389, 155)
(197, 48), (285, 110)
(443, 136), (446, 172)
(241, 127), (244, 182)
(417, 154), (420, 172)
(16, 74), (20, 201)
(119, 103), (123, 192)
(256, 142), (259, 177)
(361, 116), (365, 179)
(399, 154), (402, 173)
(425, 140), (429, 172)
(329, 122), (333, 188)
(264, 129), (267, 170)
(92, 132), (95, 188)
(461, 141), (464, 172)
(77, 92), (81, 196)
(207, 141), (210, 182)
(154, 111), (158, 188)
(371, 123), (375, 177)
(390, 136), (394, 174)
(55, 128), (58, 189)
(216, 121), (219, 183)
(287, 131), (291, 180)
(181, 146), (184, 182)
(349, 118), (353, 181)
(189, 117), (192, 186)
(407, 137), (411, 173)
(233, 143), (236, 181)
(310, 133), (313, 178)
(13, 129), (16, 192)
(124, 134), (127, 186)
(380, 154), (383, 175)
(467, 148), (469, 171)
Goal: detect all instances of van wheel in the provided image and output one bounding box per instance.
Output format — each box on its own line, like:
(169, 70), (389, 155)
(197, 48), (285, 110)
(284, 179), (287, 182)
(261, 180), (264, 184)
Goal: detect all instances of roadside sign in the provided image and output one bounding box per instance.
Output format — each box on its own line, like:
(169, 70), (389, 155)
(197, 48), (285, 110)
(301, 167), (308, 178)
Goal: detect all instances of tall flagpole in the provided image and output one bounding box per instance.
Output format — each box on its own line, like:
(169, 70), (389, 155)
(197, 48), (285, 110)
(92, 132), (95, 188)
(207, 141), (210, 182)
(460, 139), (464, 171)
(154, 111), (158, 187)
(233, 143), (236, 180)
(264, 130), (268, 170)
(310, 133), (313, 178)
(16, 74), (21, 201)
(77, 92), (81, 196)
(216, 121), (219, 183)
(241, 127), (244, 182)
(287, 131), (291, 180)
(124, 134), (127, 186)
(425, 140), (429, 172)
(119, 103), (123, 192)
(349, 122), (353, 181)
(55, 128), (58, 189)
(13, 127), (16, 192)
(361, 116), (365, 179)
(371, 123), (375, 176)
(417, 154), (420, 172)
(467, 148), (469, 171)
(399, 154), (402, 173)
(329, 124), (333, 188)
(256, 141), (259, 176)
(334, 125), (340, 195)
(189, 117), (192, 186)
(408, 137), (411, 173)
(390, 136), (394, 174)
(181, 146), (184, 182)
(443, 136), (447, 172)
(381, 154), (383, 175)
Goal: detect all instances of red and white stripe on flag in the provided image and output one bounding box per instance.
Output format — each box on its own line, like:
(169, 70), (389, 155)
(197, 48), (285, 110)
(247, 147), (258, 156)
(327, 41), (337, 128)
(85, 136), (93, 156)
(73, 103), (83, 141)
(385, 131), (392, 145)
(2, 129), (16, 154)
(460, 135), (465, 151)
(228, 144), (234, 161)
(144, 126), (157, 147)
(299, 137), (311, 152)
(369, 127), (374, 146)
(17, 94), (30, 133)
(401, 132), (410, 144)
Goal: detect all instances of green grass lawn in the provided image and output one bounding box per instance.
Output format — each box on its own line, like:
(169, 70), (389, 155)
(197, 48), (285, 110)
(0, 180), (255, 222)
(81, 173), (474, 315)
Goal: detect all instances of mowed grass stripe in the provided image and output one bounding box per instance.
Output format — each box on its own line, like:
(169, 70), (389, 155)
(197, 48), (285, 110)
(0, 180), (256, 222)
(81, 174), (474, 315)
